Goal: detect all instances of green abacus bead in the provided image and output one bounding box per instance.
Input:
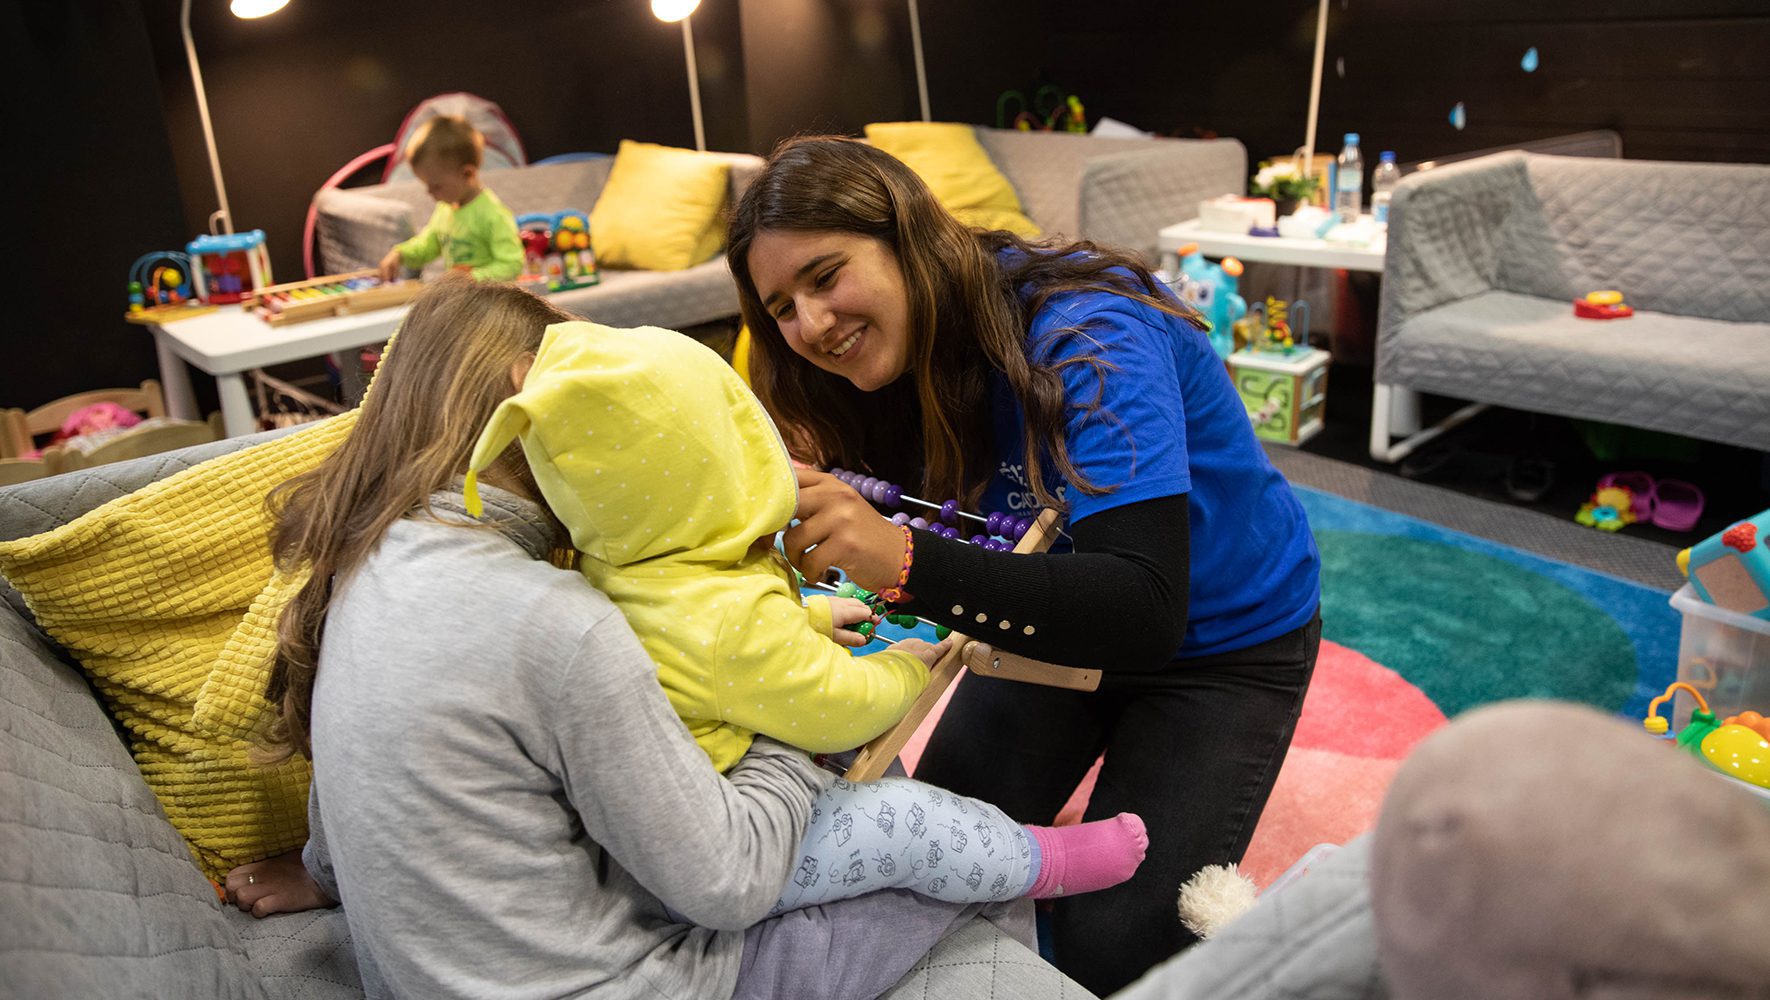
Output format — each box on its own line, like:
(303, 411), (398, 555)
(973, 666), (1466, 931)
(856, 621), (875, 639)
(836, 581), (861, 598)
(935, 625), (951, 640)
(889, 614), (917, 627)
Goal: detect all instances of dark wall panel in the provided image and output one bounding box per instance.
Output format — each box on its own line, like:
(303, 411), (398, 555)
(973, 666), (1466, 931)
(147, 0), (751, 279)
(10, 0), (187, 412)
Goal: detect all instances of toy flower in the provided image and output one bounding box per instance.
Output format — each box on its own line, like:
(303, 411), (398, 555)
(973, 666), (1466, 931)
(1576, 486), (1639, 532)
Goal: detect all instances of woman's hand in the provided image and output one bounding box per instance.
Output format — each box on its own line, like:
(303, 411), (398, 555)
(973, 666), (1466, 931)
(784, 469), (908, 591)
(223, 848), (338, 918)
(827, 597), (880, 647)
(889, 636), (951, 670)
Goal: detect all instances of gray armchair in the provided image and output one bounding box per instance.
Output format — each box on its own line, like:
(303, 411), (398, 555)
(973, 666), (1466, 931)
(1370, 151), (1770, 462)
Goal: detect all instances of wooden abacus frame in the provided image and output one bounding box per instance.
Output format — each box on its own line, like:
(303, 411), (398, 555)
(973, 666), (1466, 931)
(843, 507), (1102, 781)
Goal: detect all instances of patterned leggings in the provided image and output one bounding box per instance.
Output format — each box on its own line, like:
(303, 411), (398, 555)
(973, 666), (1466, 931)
(770, 777), (1037, 915)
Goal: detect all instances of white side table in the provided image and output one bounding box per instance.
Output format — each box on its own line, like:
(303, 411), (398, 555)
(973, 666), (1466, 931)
(1156, 217), (1387, 273)
(148, 305), (406, 438)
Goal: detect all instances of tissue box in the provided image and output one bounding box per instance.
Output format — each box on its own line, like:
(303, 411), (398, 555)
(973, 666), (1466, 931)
(1198, 196), (1276, 234)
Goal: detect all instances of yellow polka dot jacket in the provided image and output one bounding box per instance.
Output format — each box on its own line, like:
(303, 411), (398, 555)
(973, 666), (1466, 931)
(465, 322), (928, 771)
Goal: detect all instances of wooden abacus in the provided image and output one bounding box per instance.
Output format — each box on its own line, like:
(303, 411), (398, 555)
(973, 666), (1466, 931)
(828, 470), (1102, 781)
(243, 270), (424, 326)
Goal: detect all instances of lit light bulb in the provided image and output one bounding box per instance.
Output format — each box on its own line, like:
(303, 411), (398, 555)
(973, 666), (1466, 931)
(651, 0), (701, 22)
(230, 0), (290, 17)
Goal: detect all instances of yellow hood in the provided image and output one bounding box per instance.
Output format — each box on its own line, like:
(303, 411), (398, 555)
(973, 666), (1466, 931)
(465, 321), (797, 569)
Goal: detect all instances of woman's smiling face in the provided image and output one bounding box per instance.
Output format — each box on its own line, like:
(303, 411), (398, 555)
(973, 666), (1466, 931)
(746, 229), (913, 392)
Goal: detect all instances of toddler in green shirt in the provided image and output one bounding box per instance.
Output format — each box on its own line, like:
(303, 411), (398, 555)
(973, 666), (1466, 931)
(378, 115), (523, 282)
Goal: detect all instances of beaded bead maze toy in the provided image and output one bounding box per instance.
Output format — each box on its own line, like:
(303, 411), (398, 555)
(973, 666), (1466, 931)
(823, 468), (1102, 782)
(242, 270), (424, 326)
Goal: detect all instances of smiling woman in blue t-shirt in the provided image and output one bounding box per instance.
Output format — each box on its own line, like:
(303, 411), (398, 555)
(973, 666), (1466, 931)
(728, 136), (1322, 996)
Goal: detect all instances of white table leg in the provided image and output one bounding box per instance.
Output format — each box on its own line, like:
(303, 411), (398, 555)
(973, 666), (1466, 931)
(216, 373), (258, 438)
(152, 329), (200, 421)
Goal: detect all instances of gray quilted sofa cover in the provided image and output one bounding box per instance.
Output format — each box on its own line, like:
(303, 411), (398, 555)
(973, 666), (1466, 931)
(0, 435), (1092, 1000)
(315, 129), (1245, 330)
(1375, 151), (1770, 451)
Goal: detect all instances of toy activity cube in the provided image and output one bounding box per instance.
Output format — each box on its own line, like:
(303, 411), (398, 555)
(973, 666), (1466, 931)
(1227, 347), (1330, 445)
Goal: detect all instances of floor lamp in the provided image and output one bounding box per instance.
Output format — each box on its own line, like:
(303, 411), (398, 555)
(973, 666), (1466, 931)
(907, 0), (929, 122)
(653, 0), (706, 152)
(1302, 0), (1328, 175)
(181, 0), (290, 235)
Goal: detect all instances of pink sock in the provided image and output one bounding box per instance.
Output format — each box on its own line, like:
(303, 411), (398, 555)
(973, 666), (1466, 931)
(1024, 813), (1148, 899)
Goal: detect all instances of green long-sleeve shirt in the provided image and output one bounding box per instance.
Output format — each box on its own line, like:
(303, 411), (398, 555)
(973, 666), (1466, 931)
(394, 186), (523, 281)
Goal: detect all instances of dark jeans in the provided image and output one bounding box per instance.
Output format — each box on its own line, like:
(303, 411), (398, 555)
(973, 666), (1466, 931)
(912, 613), (1321, 997)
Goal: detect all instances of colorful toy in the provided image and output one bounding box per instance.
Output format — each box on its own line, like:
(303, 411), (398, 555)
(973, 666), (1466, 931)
(124, 250), (217, 324)
(1678, 508), (1770, 620)
(1224, 298), (1328, 445)
(1574, 289), (1633, 320)
(242, 269), (424, 326)
(186, 230), (272, 305)
(1235, 297), (1312, 358)
(517, 210), (600, 293)
(1164, 243), (1246, 361)
(1643, 681), (1770, 791)
(1576, 483), (1641, 532)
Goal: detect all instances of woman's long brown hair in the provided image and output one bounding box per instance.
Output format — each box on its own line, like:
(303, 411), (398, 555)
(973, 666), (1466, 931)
(261, 275), (573, 760)
(725, 136), (1206, 510)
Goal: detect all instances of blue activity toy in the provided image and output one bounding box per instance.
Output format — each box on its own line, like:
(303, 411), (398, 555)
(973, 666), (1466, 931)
(1167, 243), (1247, 361)
(1679, 508), (1770, 621)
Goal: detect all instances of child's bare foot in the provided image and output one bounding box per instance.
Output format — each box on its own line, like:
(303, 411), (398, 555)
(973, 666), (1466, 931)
(223, 848), (337, 918)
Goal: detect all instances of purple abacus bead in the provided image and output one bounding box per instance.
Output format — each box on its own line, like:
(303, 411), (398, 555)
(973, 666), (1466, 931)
(986, 511), (1004, 535)
(829, 467), (846, 479)
(970, 534), (989, 546)
(883, 483), (903, 508)
(870, 481), (889, 503)
(1013, 517), (1031, 540)
(939, 499), (960, 525)
(910, 517), (929, 530)
(858, 475), (876, 494)
(989, 539), (1010, 552)
(944, 525), (962, 540)
(891, 512), (911, 526)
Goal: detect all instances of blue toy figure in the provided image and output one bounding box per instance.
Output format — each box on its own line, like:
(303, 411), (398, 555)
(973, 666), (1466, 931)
(1167, 243), (1247, 361)
(1679, 508), (1770, 621)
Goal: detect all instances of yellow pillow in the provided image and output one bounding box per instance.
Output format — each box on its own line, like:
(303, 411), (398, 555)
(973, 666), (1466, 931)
(864, 121), (1041, 237)
(0, 413), (355, 880)
(589, 140), (732, 271)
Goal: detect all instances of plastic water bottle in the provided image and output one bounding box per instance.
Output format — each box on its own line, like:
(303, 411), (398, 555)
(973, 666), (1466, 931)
(1335, 133), (1363, 223)
(1371, 151), (1400, 226)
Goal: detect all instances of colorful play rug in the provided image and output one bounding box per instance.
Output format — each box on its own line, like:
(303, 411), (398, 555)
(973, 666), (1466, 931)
(892, 485), (1683, 886)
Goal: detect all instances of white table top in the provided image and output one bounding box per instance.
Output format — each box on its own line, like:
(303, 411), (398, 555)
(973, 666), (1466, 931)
(148, 303), (407, 375)
(1158, 217), (1388, 273)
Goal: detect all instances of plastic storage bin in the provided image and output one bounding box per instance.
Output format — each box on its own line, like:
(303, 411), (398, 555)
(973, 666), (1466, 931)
(1669, 584), (1770, 729)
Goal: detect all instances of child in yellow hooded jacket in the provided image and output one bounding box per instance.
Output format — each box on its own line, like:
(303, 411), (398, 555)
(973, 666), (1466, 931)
(465, 319), (1148, 915)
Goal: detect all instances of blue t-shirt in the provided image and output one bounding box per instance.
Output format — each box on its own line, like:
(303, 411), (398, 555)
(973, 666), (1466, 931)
(977, 278), (1320, 658)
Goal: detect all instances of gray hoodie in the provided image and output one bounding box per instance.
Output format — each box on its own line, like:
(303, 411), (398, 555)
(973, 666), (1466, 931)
(306, 486), (833, 999)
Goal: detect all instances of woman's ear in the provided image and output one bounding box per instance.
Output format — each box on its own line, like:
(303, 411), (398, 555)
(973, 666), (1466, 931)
(511, 353), (536, 391)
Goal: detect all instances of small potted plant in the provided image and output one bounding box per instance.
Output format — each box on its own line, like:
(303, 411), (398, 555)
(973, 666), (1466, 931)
(1250, 160), (1320, 217)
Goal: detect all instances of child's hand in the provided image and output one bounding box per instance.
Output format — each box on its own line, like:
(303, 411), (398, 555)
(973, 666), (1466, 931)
(890, 636), (951, 670)
(223, 848), (338, 918)
(377, 249), (403, 282)
(828, 597), (879, 648)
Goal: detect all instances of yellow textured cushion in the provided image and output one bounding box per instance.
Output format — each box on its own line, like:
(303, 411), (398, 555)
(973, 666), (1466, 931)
(589, 140), (732, 271)
(864, 121), (1041, 237)
(0, 413), (355, 879)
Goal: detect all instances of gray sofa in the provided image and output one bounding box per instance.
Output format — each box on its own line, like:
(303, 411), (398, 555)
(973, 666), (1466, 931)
(314, 129), (1245, 334)
(1370, 150), (1770, 462)
(314, 154), (766, 333)
(0, 435), (1091, 999)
